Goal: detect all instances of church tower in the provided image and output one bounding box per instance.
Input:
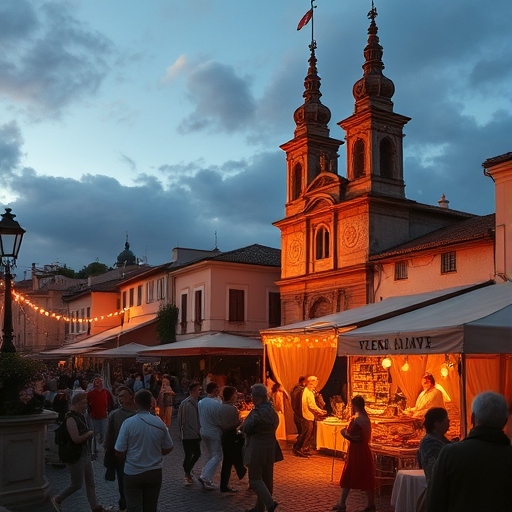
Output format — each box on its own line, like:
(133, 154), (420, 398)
(339, 4), (410, 200)
(276, 5), (414, 324)
(276, 4), (475, 325)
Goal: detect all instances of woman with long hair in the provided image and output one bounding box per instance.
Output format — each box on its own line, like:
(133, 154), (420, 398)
(332, 395), (376, 512)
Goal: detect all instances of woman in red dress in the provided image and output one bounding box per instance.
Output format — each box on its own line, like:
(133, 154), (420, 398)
(332, 395), (376, 512)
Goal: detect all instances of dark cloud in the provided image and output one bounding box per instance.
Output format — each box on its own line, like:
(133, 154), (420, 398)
(0, 1), (113, 117)
(4, 151), (283, 273)
(178, 61), (256, 134)
(0, 121), (24, 176)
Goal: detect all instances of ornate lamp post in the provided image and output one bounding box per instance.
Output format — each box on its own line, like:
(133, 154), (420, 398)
(0, 208), (25, 353)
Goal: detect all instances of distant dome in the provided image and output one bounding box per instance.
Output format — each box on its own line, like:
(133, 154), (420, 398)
(116, 241), (136, 267)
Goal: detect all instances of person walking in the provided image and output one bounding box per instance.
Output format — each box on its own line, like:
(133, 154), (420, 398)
(332, 395), (376, 512)
(115, 389), (174, 512)
(51, 392), (113, 512)
(242, 383), (280, 512)
(87, 376), (114, 459)
(218, 386), (246, 493)
(177, 382), (202, 486)
(427, 391), (512, 512)
(103, 386), (137, 512)
(197, 381), (223, 491)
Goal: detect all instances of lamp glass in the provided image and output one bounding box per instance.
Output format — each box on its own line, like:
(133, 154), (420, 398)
(382, 357), (392, 369)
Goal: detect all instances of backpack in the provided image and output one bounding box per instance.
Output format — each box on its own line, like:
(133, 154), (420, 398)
(54, 415), (83, 464)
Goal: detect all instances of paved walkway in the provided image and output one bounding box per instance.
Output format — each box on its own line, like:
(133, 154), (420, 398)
(25, 423), (395, 512)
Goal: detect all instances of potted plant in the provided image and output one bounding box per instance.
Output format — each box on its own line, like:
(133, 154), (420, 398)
(0, 352), (46, 415)
(0, 353), (58, 507)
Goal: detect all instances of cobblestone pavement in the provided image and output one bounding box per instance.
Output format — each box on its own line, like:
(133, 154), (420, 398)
(19, 423), (395, 512)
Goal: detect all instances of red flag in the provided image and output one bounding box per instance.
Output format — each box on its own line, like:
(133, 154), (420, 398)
(297, 9), (313, 31)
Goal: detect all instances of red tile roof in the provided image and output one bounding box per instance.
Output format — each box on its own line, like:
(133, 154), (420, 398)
(371, 214), (495, 260)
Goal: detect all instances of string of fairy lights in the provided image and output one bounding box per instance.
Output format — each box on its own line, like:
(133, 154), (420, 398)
(12, 290), (128, 323)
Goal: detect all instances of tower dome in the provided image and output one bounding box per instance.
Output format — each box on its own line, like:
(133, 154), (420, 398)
(116, 241), (136, 267)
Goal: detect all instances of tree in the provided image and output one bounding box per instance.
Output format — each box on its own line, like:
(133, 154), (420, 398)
(76, 260), (111, 278)
(156, 303), (179, 344)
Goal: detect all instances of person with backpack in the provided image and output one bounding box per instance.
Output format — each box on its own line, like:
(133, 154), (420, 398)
(51, 392), (113, 512)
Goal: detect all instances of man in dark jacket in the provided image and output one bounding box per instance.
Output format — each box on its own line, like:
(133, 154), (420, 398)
(290, 376), (306, 441)
(427, 391), (512, 512)
(242, 383), (279, 512)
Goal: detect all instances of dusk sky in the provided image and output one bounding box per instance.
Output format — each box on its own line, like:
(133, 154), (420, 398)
(0, 0), (510, 277)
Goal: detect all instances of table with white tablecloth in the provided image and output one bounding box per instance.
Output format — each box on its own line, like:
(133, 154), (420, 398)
(390, 469), (427, 512)
(316, 420), (349, 453)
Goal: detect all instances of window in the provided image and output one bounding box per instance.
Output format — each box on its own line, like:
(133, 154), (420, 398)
(180, 293), (188, 333)
(194, 290), (203, 323)
(122, 291), (127, 309)
(353, 139), (365, 178)
(268, 292), (281, 328)
(229, 289), (245, 322)
(136, 285), (142, 306)
(129, 287), (134, 307)
(380, 137), (394, 179)
(291, 163), (302, 201)
(441, 251), (456, 273)
(156, 277), (165, 300)
(87, 307), (91, 335)
(394, 261), (408, 280)
(315, 227), (330, 259)
(146, 281), (155, 303)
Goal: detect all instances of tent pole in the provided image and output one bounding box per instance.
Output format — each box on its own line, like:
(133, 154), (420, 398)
(460, 354), (467, 438)
(262, 343), (266, 384)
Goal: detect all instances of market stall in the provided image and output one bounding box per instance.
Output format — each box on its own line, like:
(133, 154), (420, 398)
(260, 282), (495, 441)
(337, 281), (512, 474)
(260, 284), (484, 404)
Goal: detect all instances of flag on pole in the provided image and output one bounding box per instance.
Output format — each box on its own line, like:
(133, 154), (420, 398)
(297, 9), (313, 31)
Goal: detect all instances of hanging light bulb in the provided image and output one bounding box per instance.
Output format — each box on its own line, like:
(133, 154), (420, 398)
(440, 365), (449, 378)
(401, 356), (409, 372)
(382, 356), (392, 369)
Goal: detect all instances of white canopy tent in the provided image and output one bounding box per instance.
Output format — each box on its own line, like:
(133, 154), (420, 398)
(337, 281), (512, 356)
(338, 281), (512, 434)
(87, 343), (160, 363)
(137, 332), (263, 357)
(260, 282), (494, 401)
(38, 314), (157, 359)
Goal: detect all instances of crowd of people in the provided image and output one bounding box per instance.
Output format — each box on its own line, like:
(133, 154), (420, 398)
(46, 366), (281, 512)
(36, 365), (512, 512)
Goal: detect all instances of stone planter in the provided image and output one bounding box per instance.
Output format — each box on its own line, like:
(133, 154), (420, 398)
(0, 409), (58, 508)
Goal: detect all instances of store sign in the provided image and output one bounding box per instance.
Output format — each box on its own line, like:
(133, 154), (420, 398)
(358, 336), (432, 352)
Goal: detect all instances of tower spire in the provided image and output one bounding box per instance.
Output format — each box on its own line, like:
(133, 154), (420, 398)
(352, 1), (395, 112)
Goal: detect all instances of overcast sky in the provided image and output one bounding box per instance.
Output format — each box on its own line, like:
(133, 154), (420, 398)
(0, 0), (510, 276)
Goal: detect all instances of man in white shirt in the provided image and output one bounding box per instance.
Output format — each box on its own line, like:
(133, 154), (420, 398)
(293, 376), (326, 457)
(115, 389), (173, 512)
(198, 381), (223, 490)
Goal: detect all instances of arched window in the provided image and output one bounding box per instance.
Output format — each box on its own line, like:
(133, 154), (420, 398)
(380, 138), (394, 178)
(309, 297), (331, 319)
(291, 163), (302, 200)
(315, 226), (330, 260)
(353, 139), (365, 178)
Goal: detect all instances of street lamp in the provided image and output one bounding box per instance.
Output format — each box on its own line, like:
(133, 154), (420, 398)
(0, 208), (25, 353)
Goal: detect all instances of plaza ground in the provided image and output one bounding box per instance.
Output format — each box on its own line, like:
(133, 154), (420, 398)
(11, 422), (396, 512)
